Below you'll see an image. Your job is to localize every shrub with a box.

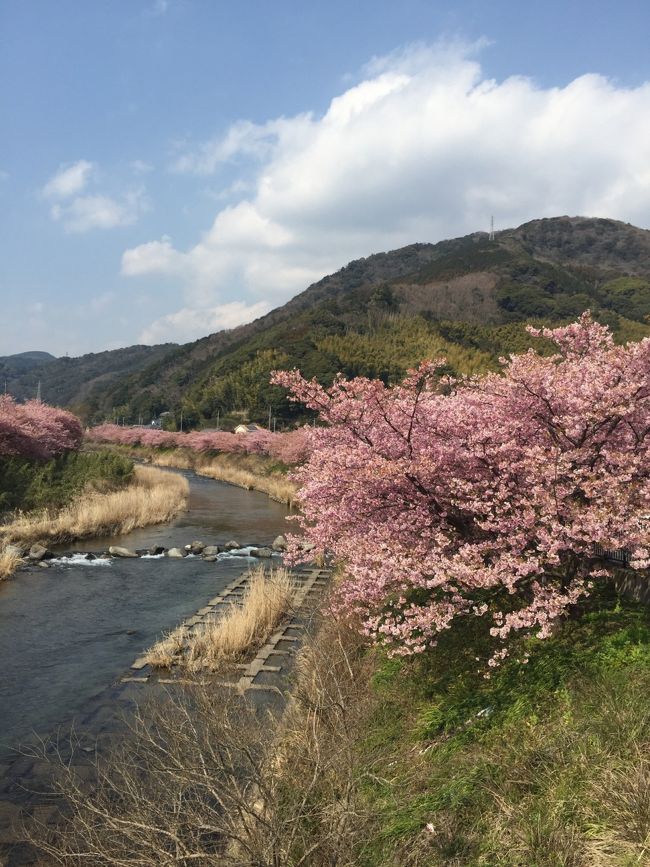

[0,450,134,514]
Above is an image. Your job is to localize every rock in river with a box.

[202,545,220,557]
[109,546,138,558]
[29,543,52,561]
[4,544,24,558]
[252,547,273,558]
[166,547,186,558]
[272,535,287,552]
[224,540,241,550]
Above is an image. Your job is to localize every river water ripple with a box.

[0,471,290,756]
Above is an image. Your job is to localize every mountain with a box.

[2,344,177,417]
[7,216,650,426]
[0,351,57,377]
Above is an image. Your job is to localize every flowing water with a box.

[0,471,290,758]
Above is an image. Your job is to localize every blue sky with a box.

[2,0,650,356]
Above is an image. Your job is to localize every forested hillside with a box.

[2,343,176,419]
[9,216,650,426]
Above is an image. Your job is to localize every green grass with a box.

[353,591,650,866]
[0,449,134,514]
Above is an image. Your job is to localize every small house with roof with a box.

[234,423,266,434]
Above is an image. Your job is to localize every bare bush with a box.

[30,615,376,866]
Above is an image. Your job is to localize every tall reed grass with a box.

[130,447,297,506]
[0,547,23,580]
[0,465,188,548]
[196,458,296,507]
[145,566,296,670]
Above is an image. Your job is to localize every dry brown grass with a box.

[143,625,187,668]
[29,609,375,867]
[0,546,23,580]
[196,458,296,506]
[135,447,297,506]
[187,566,295,669]
[145,565,296,670]
[146,450,194,470]
[0,465,188,547]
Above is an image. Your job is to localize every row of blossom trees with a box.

[0,396,83,460]
[88,424,310,465]
[273,314,650,660]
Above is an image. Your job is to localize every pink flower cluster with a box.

[272,313,650,656]
[0,396,83,460]
[87,423,311,464]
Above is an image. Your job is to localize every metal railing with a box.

[593,544,631,566]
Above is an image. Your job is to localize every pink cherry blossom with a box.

[271,313,650,656]
[0,396,83,459]
[87,422,310,464]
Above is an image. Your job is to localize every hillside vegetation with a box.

[285,590,650,866]
[92,216,650,427]
[1,343,176,418]
[7,216,650,427]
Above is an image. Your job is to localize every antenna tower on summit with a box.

[489,215,495,241]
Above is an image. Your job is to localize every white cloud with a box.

[172,119,285,174]
[42,160,94,199]
[130,159,154,174]
[43,160,149,232]
[50,188,148,233]
[126,40,650,344]
[139,300,271,344]
[122,235,183,275]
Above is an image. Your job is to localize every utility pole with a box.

[180,410,183,432]
[216,410,220,430]
[268,406,272,431]
[489,215,495,241]
[36,380,41,402]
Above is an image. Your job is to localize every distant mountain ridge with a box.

[2,344,176,415]
[6,216,650,425]
[0,351,57,377]
[0,351,57,362]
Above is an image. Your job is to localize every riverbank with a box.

[0,465,189,573]
[97,443,298,507]
[39,585,647,865]
[261,590,650,865]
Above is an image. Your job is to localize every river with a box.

[0,470,290,758]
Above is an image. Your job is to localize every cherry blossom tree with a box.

[272,314,650,658]
[0,396,83,460]
[87,423,311,464]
